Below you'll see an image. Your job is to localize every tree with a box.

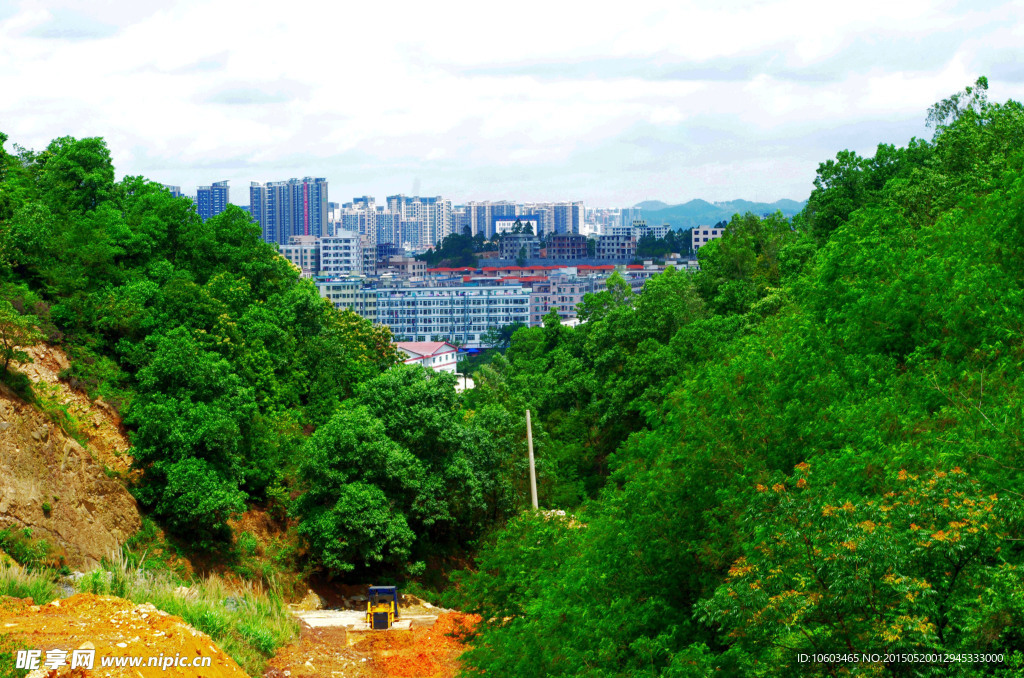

[292,406,421,573]
[35,136,115,214]
[483,322,527,351]
[0,300,41,374]
[927,76,989,130]
[418,232,478,268]
[701,466,1024,675]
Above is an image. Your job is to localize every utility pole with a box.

[526,409,538,509]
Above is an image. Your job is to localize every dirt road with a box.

[265,610,480,678]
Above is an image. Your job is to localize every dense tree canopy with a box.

[293,365,530,575]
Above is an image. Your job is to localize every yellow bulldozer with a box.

[366,586,400,630]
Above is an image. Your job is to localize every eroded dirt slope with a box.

[0,344,141,569]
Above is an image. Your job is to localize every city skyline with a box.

[3,2,1023,206]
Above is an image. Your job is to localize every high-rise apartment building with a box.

[451,207,470,236]
[291,177,328,238]
[552,202,584,235]
[250,177,328,244]
[620,207,642,229]
[196,181,229,221]
[162,184,183,198]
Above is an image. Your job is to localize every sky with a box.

[1,0,1023,208]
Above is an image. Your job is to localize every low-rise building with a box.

[528,274,602,325]
[636,222,670,240]
[382,256,426,277]
[320,231,362,276]
[315,277,365,312]
[547,234,588,260]
[499,234,541,260]
[596,234,637,261]
[279,235,320,277]
[372,285,530,347]
[396,341,459,374]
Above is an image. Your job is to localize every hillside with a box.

[449,78,1024,677]
[0,129,533,612]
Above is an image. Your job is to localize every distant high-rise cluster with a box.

[196,180,229,221]
[162,174,631,254]
[249,177,328,244]
[328,195,452,249]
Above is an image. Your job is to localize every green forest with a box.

[1,77,1024,676]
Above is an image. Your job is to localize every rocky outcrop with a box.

[0,349,141,569]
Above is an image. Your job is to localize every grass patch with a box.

[228,530,308,600]
[0,528,54,571]
[0,631,29,678]
[79,552,298,675]
[0,368,35,404]
[32,381,88,446]
[0,559,58,604]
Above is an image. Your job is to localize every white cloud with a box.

[1,0,1022,206]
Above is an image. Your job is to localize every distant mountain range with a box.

[634,199,806,230]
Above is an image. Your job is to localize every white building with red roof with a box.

[395,341,459,374]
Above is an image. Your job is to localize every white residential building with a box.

[396,341,459,374]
